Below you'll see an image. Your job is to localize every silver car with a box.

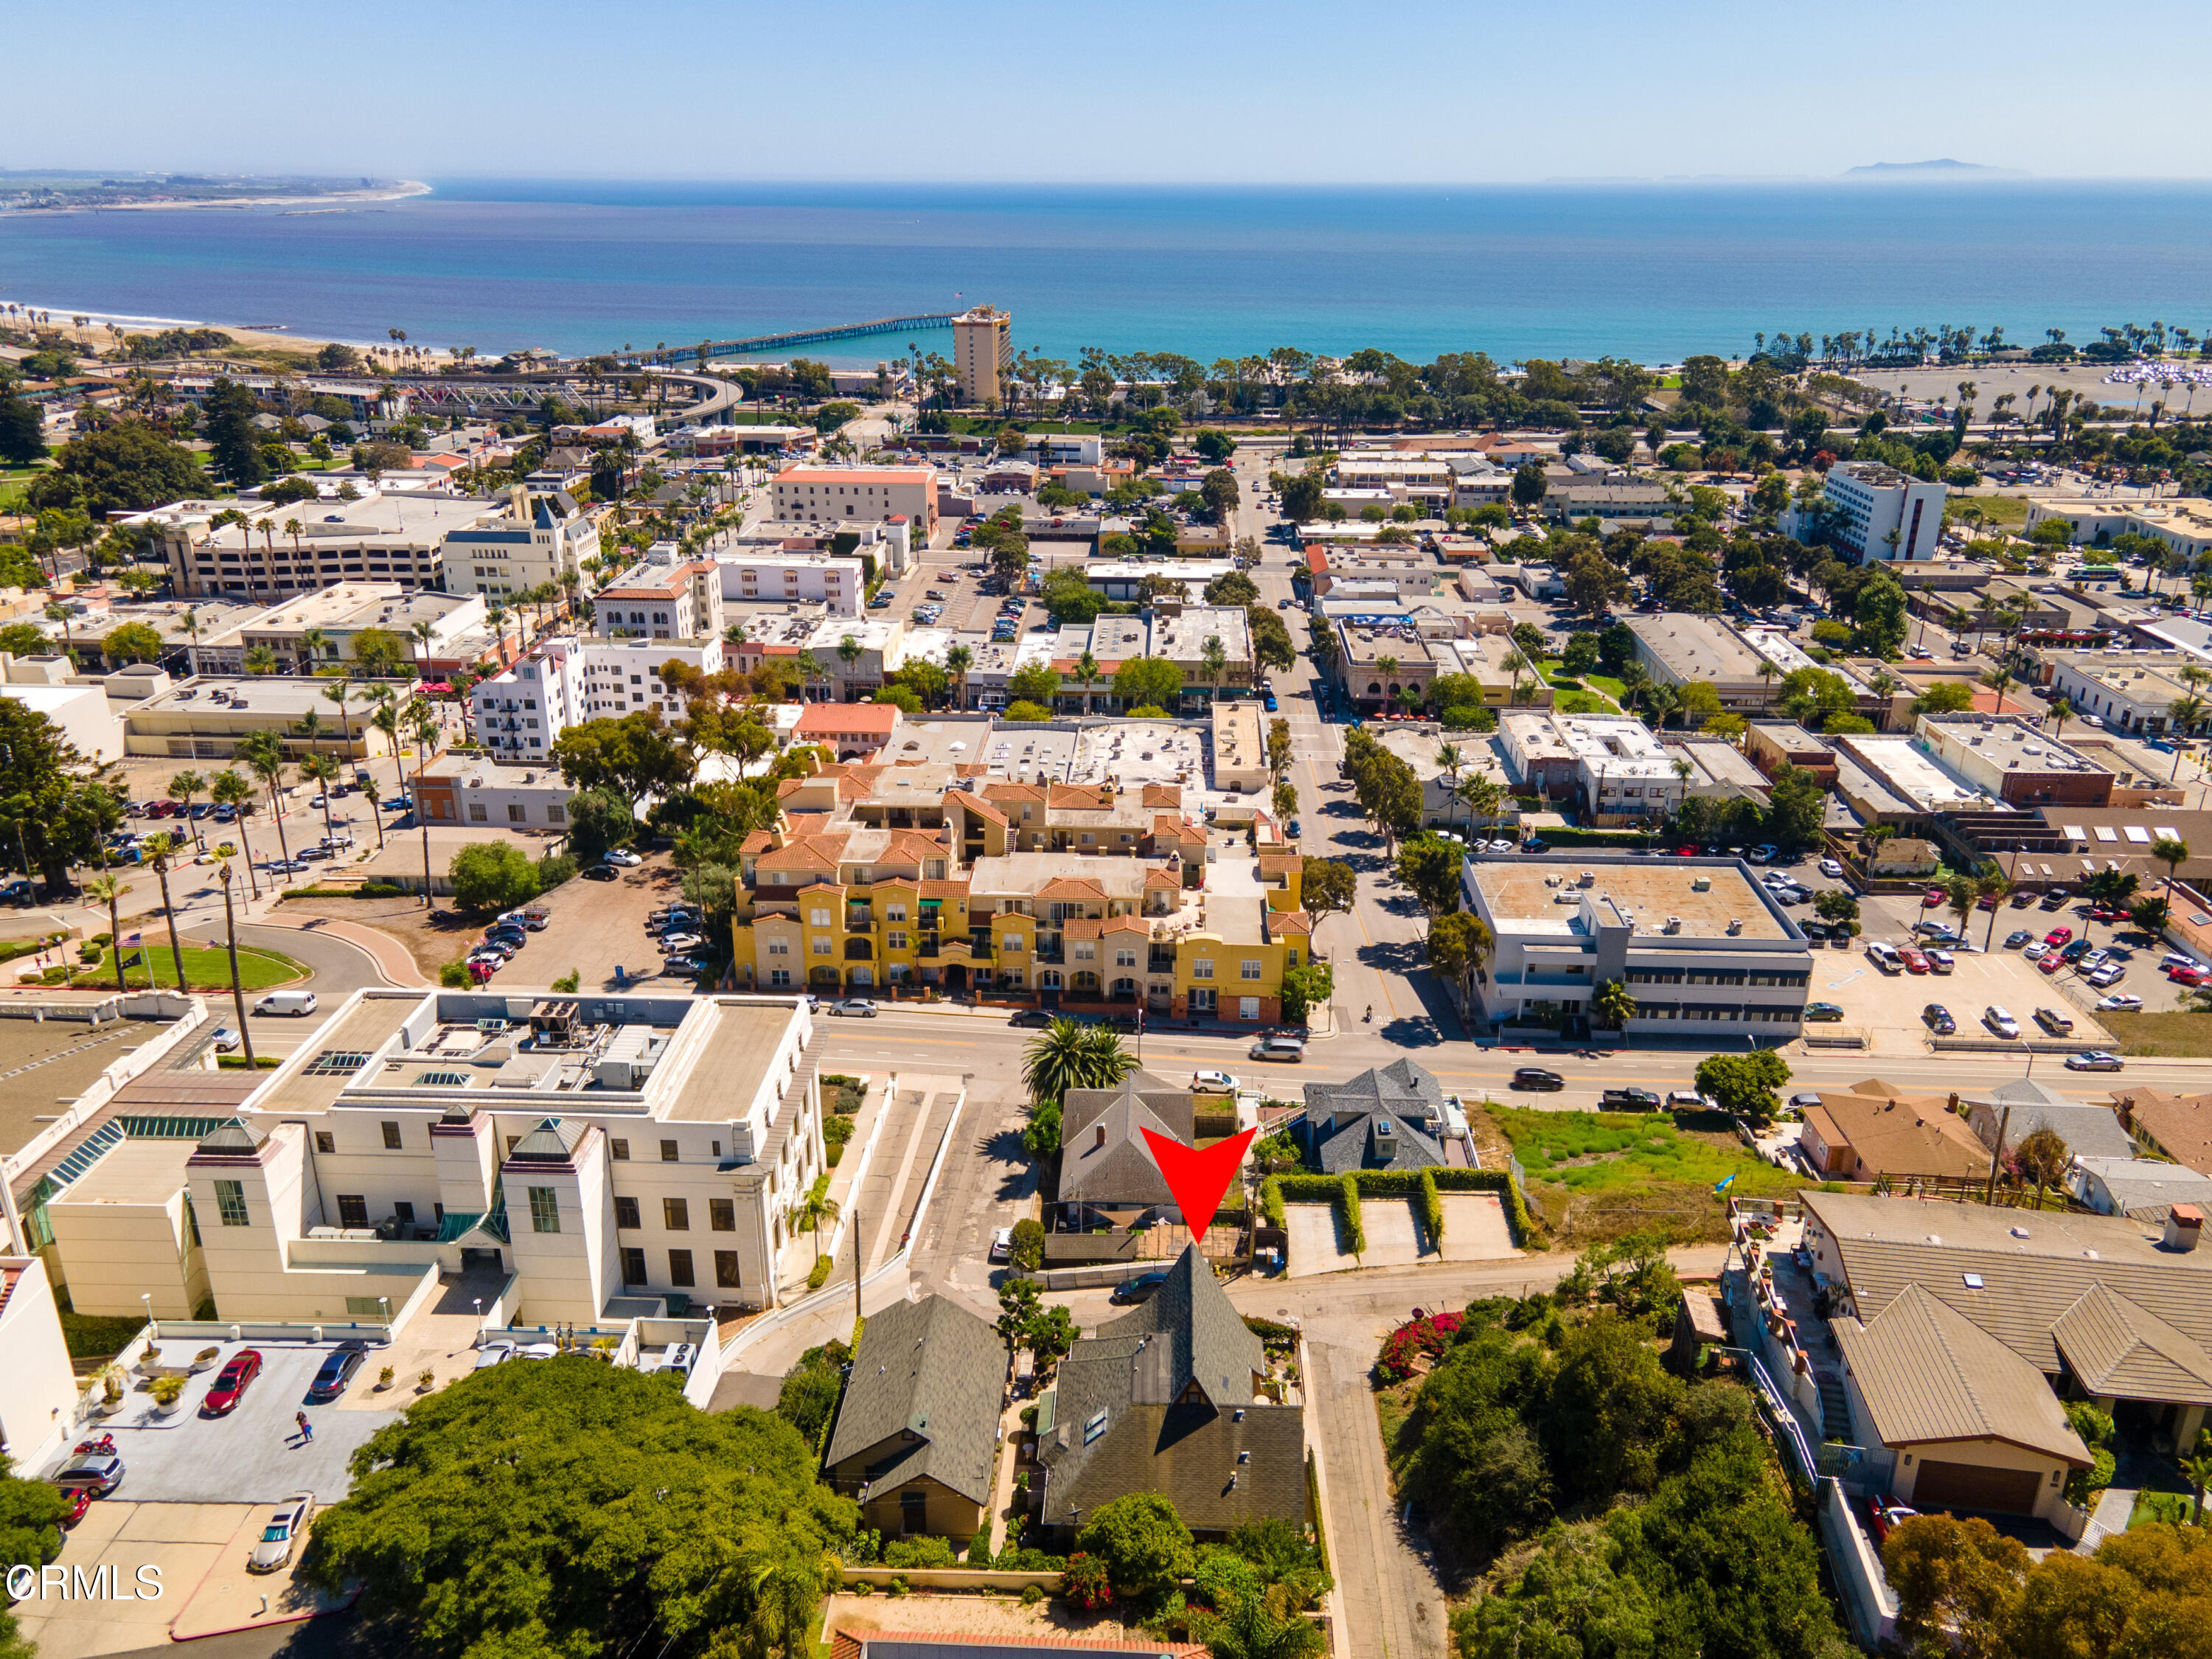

[248,1491,313,1573]
[472,1340,515,1371]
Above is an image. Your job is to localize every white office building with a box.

[715,552,866,617]
[441,488,601,601]
[473,633,724,762]
[1818,462,1946,563]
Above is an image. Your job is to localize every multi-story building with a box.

[952,305,1012,404]
[441,487,600,602]
[125,491,498,598]
[715,551,866,616]
[471,633,724,762]
[31,989,828,1324]
[1332,622,1438,715]
[1547,483,1673,529]
[1500,710,1683,825]
[2048,649,2212,737]
[1148,606,1256,704]
[0,1254,80,1476]
[728,768,1310,1017]
[717,517,914,580]
[1818,462,1946,563]
[232,584,487,675]
[591,549,724,644]
[125,676,399,762]
[1916,712,2115,808]
[1459,853,1812,1038]
[771,465,939,536]
[414,756,579,833]
[2025,496,2212,560]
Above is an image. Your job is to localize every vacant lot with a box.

[1491,1105,1801,1243]
[2098,1009,2212,1057]
[279,892,485,981]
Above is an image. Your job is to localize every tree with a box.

[1022,1017,1136,1108]
[2014,1126,2070,1210]
[1077,1494,1194,1604]
[26,418,205,516]
[298,1357,856,1659]
[1204,569,1260,608]
[1510,462,1548,509]
[1194,428,1237,463]
[552,711,697,811]
[1764,763,1826,850]
[1113,655,1183,711]
[1395,835,1463,919]
[2154,834,2190,911]
[1200,468,1241,525]
[0,1456,71,1593]
[1009,1217,1045,1272]
[102,621,165,666]
[1426,911,1493,1010]
[0,701,122,891]
[1301,858,1357,921]
[449,841,540,913]
[565,787,636,865]
[1277,470,1326,524]
[204,378,266,487]
[0,384,44,465]
[1693,1050,1791,1125]
[1591,978,1636,1030]
[1007,661,1060,708]
[1884,1514,2030,1659]
[1565,549,1628,619]
[1913,681,1977,717]
[1852,567,1910,657]
[1247,606,1295,673]
[1279,961,1332,1026]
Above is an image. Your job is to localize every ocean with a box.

[3,178,2211,368]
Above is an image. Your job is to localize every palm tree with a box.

[2171,696,2211,777]
[408,702,442,902]
[1022,1018,1137,1107]
[2153,834,2190,913]
[298,625,328,675]
[84,873,130,992]
[1435,743,1465,828]
[213,857,257,1068]
[43,602,77,667]
[1591,978,1637,1032]
[2181,1430,2212,1526]
[243,644,277,676]
[1755,658,1778,713]
[301,754,342,846]
[409,619,437,684]
[835,633,863,694]
[1944,875,1978,948]
[1980,666,2014,714]
[2049,695,2074,745]
[748,1550,838,1659]
[210,769,258,898]
[369,698,404,785]
[237,731,293,869]
[167,770,207,848]
[145,833,190,994]
[1978,867,2014,951]
[1374,655,1399,717]
[324,676,355,757]
[1074,650,1102,714]
[794,649,824,703]
[361,776,387,851]
[1200,635,1230,703]
[793,1178,841,1271]
[1458,776,1502,834]
[486,604,510,660]
[944,644,973,713]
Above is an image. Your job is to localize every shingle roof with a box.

[1833,1284,2090,1465]
[1969,1100,2135,1163]
[1811,1093,1989,1179]
[1803,1189,2212,1378]
[2051,1282,2212,1407]
[1059,1077,1195,1208]
[2076,1156,2212,1220]
[823,1295,1004,1505]
[2115,1088,2212,1176]
[1300,1060,1446,1172]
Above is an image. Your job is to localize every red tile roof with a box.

[796,703,902,737]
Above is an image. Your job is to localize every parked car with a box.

[473,1341,515,1370]
[52,1452,125,1495]
[210,1026,242,1053]
[2039,890,2072,910]
[830,998,878,1018]
[1600,1087,1662,1111]
[2065,1051,2126,1072]
[1789,1092,1826,1111]
[1983,1006,2020,1039]
[1818,858,1845,879]
[2045,927,2074,947]
[1249,1035,1306,1062]
[1006,1009,1052,1028]
[1803,1001,1845,1022]
[1923,1004,1956,1034]
[2034,1007,2076,1036]
[2088,964,2127,987]
[1921,887,1947,908]
[2004,929,2032,949]
[52,1484,94,1527]
[1110,1270,1170,1305]
[1927,950,1956,974]
[1192,1068,1241,1093]
[990,1227,1012,1263]
[255,991,317,1017]
[306,1340,369,1402]
[605,849,644,867]
[1899,946,1930,975]
[1665,1089,1715,1111]
[1866,941,1903,972]
[1867,1496,1919,1545]
[582,863,620,881]
[201,1349,265,1416]
[2096,993,2146,1012]
[1512,1066,1565,1090]
[248,1492,315,1573]
[2024,941,2050,961]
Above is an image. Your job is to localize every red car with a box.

[2171,964,2210,986]
[1867,1495,1919,1544]
[201,1349,264,1416]
[1977,891,2000,910]
[2090,905,2124,922]
[2039,953,2067,974]
[2045,927,2073,947]
[1921,887,1947,908]
[1899,947,1930,974]
[52,1484,94,1527]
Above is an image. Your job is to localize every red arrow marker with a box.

[1141,1127,1258,1245]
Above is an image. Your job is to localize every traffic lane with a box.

[174,919,394,1049]
[801,1012,1388,1086]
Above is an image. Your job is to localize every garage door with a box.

[1912,1461,2043,1514]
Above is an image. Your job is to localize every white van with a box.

[255,990,319,1017]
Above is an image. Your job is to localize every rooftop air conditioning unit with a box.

[1663,917,1682,933]
[476,1018,509,1035]
[1726,918,1743,935]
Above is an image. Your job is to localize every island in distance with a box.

[1843,158,2028,178]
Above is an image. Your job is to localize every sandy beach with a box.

[4,180,431,215]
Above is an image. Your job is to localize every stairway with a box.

[1817,1368,1853,1442]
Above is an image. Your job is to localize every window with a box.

[715,1250,742,1288]
[887,931,907,950]
[661,1139,679,1162]
[1192,959,1214,979]
[810,908,832,927]
[1004,934,1023,952]
[711,1198,736,1231]
[886,905,907,923]
[614,1196,641,1229]
[508,804,527,823]
[768,939,789,955]
[620,1245,647,1284]
[1242,959,1262,981]
[664,1197,689,1230]
[380,1121,403,1150]
[1240,997,1261,1020]
[813,937,832,955]
[668,1249,695,1287]
[337,1194,369,1228]
[770,968,791,986]
[215,1179,250,1227]
[393,1201,415,1224]
[611,1138,629,1161]
[314,1131,335,1154]
[547,804,566,824]
[469,802,488,821]
[528,1187,561,1233]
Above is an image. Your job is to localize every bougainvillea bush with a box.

[1374,1312,1462,1384]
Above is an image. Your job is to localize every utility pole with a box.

[852,1198,863,1339]
[1983,1104,2011,1206]
[218,863,256,1068]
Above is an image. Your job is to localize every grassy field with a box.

[1489,1105,1804,1242]
[0,467,45,513]
[1539,658,1624,714]
[2099,1010,2212,1057]
[70,942,305,992]
[1961,493,2032,528]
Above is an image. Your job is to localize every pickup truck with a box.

[1600,1088,1662,1111]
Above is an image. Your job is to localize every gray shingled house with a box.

[1295,1059,1447,1173]
[1057,1071,1195,1228]
[824,1295,1006,1540]
[1035,1245,1304,1543]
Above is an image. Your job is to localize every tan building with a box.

[824,1294,1003,1540]
[125,675,397,762]
[1798,1085,1992,1183]
[1211,701,1270,795]
[951,305,1012,405]
[771,466,939,536]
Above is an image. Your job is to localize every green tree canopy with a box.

[563,786,637,864]
[448,841,540,913]
[298,1357,856,1659]
[1113,655,1183,709]
[1077,1493,1195,1602]
[1693,1050,1792,1125]
[1300,857,1357,920]
[27,418,206,516]
[101,621,166,665]
[0,701,122,890]
[552,710,698,810]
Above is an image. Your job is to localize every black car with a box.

[1006,1009,1052,1028]
[582,863,619,881]
[1522,838,1550,854]
[307,1340,369,1402]
[1600,1088,1663,1111]
[1512,1067,1565,1090]
[1923,1003,1956,1034]
[1110,1270,1170,1305]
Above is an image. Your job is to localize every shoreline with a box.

[0,180,431,216]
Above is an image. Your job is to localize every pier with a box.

[618,313,958,366]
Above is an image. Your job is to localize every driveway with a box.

[1306,1338,1444,1659]
[47,1340,402,1504]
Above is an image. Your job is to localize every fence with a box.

[838,1568,1061,1592]
[1817,1476,1899,1649]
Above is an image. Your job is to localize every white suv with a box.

[1983,1005,2020,1039]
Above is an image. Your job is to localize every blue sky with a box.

[7,0,2211,184]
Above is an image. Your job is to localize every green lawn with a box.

[2129,1489,2199,1528]
[70,943,306,992]
[2099,1011,2212,1057]
[1962,493,2032,528]
[0,467,45,513]
[1538,658,1623,714]
[1489,1105,1803,1242]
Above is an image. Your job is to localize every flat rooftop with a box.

[1627,613,1767,684]
[668,1001,787,1124]
[132,677,366,719]
[53,1136,195,1206]
[1468,856,1792,942]
[1068,724,1204,790]
[985,725,1083,781]
[1834,733,1991,812]
[1923,715,2108,777]
[255,994,426,1115]
[0,1014,171,1158]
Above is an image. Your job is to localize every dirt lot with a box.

[280,852,700,992]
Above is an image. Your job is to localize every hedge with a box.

[281,883,409,899]
[1306,1451,1330,1573]
[1194,1111,1239,1138]
[1265,1167,1536,1247]
[1419,1168,1444,1244]
[1336,1173,1365,1256]
[1242,1315,1299,1343]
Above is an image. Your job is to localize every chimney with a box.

[2165,1205,2204,1253]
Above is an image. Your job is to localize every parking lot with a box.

[515,850,704,992]
[891,541,1044,637]
[47,1339,402,1505]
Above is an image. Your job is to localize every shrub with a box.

[1337,1172,1366,1256]
[807,1256,832,1290]
[883,1537,955,1569]
[1375,1312,1463,1385]
[1009,1217,1046,1271]
[150,1375,186,1405]
[439,959,470,988]
[448,841,539,912]
[552,970,581,992]
[1020,1584,1045,1607]
[888,1576,908,1597]
[1419,1168,1444,1244]
[537,851,577,889]
[1062,1553,1114,1610]
[1260,1180,1285,1227]
[967,1529,994,1564]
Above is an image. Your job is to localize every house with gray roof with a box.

[824,1295,1006,1541]
[2068,1157,2212,1221]
[1057,1072,1194,1227]
[1295,1060,1447,1173]
[1964,1090,2135,1164]
[1035,1246,1304,1543]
